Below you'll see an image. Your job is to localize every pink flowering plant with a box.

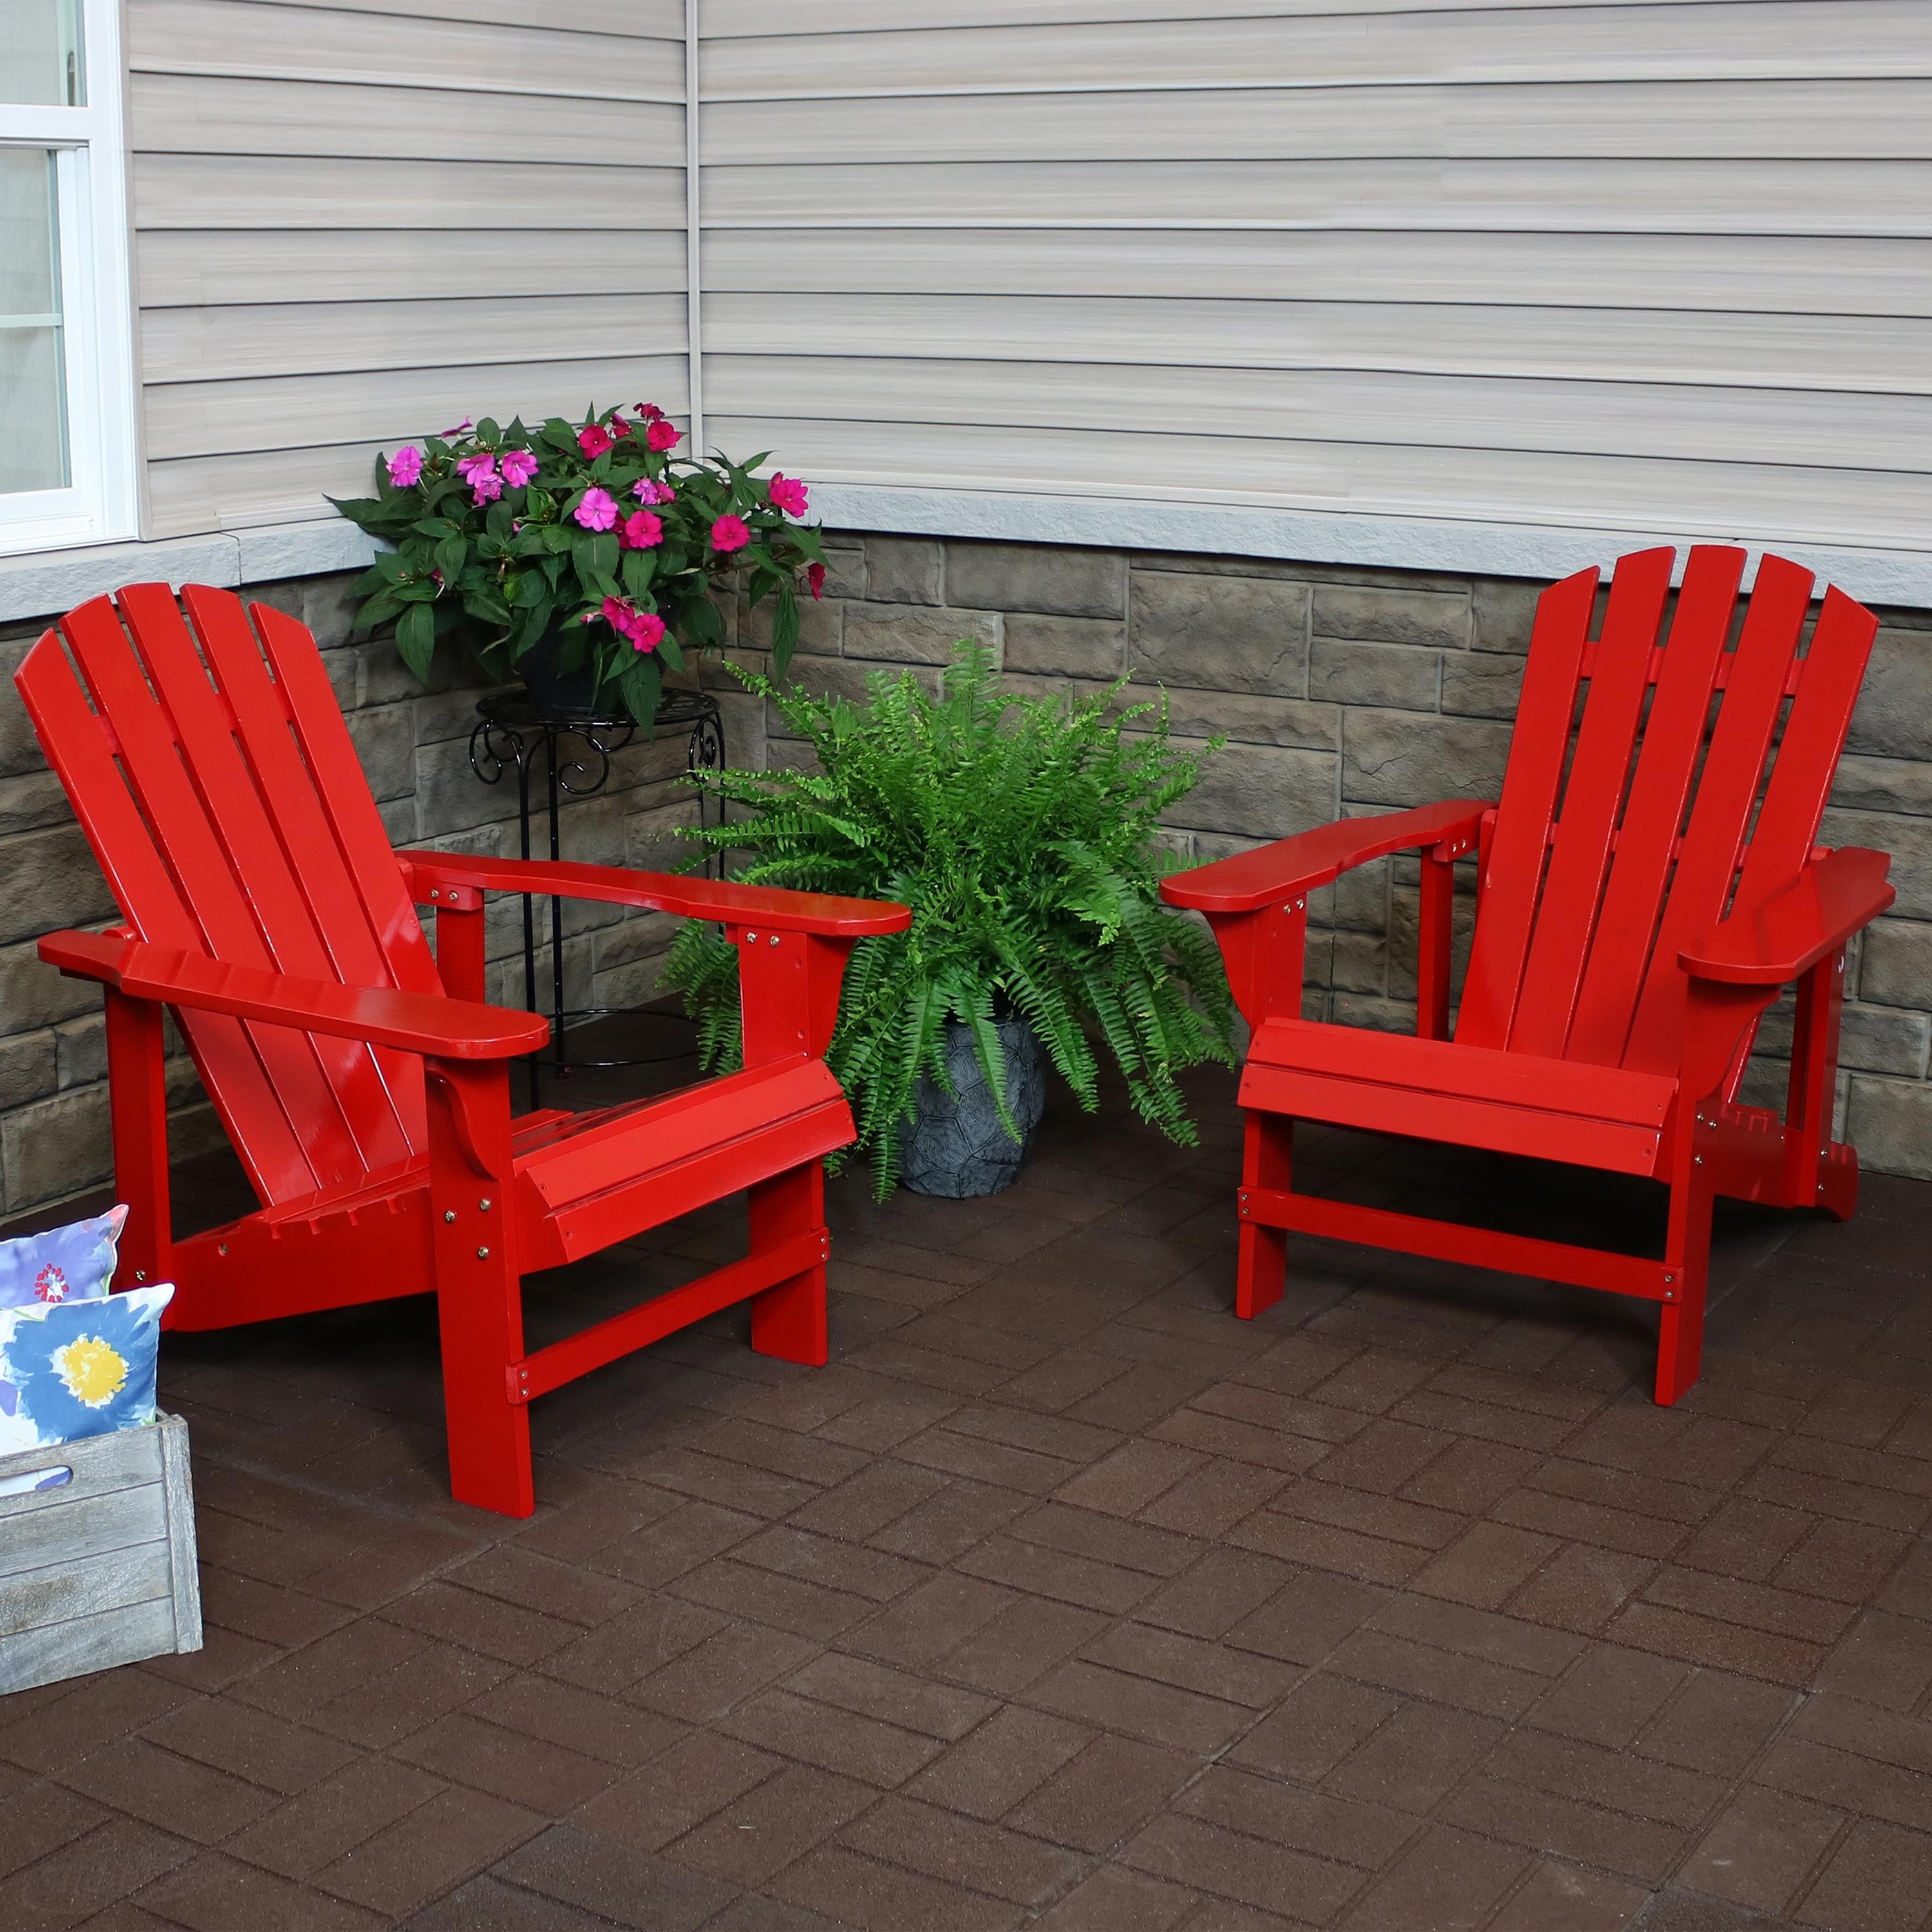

[331,404,827,723]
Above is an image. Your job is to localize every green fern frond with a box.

[654,640,1239,1199]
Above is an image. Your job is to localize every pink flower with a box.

[621,510,663,550]
[632,478,674,505]
[386,446,424,487]
[710,515,752,554]
[499,449,538,487]
[635,402,665,422]
[456,453,496,486]
[578,422,614,458]
[806,562,826,601]
[471,473,503,504]
[768,472,809,517]
[600,597,665,652]
[646,420,681,452]
[440,417,473,438]
[574,487,619,531]
[609,417,632,440]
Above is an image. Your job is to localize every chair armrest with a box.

[1681,848,1895,987]
[402,853,911,938]
[40,931,549,1060]
[1159,800,1490,914]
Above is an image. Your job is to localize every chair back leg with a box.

[1237,1113,1293,1320]
[748,1162,830,1365]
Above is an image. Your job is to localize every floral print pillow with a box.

[0,1282,172,1454]
[0,1206,128,1310]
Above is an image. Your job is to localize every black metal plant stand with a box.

[468,687,726,1110]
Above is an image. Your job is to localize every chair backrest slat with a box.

[1454,548,1875,1084]
[15,604,321,1199]
[1620,554,1823,1072]
[145,587,426,1166]
[182,591,431,1151]
[57,594,371,1193]
[1508,547,1674,1057]
[15,587,442,1206]
[1455,564,1597,1048]
[1564,545,1746,1065]
[245,599,445,995]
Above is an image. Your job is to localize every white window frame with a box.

[1,0,139,554]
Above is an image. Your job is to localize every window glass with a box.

[1,0,86,106]
[0,146,68,494]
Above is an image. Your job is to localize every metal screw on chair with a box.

[477,1247,491,1260]
[444,1211,457,1223]
[478,1198,491,1211]
[770,934,781,945]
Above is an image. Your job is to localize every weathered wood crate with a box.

[0,1414,202,1695]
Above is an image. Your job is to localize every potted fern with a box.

[661,644,1238,1197]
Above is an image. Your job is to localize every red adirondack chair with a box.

[15,585,910,1517]
[1162,546,1894,1404]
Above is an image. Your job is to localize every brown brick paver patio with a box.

[5,1030,1932,1931]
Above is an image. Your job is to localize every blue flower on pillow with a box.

[3,1292,162,1445]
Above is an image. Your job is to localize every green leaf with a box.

[395,604,436,683]
[509,600,552,656]
[477,417,500,444]
[434,535,469,581]
[771,583,800,675]
[620,548,657,600]
[618,653,663,726]
[682,598,723,649]
[354,587,406,631]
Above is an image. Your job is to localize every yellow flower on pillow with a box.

[53,1334,129,1408]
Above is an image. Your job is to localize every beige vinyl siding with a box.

[697,2,1931,562]
[699,230,1932,317]
[129,1,690,540]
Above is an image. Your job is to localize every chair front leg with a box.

[424,1056,532,1517]
[1417,848,1456,1041]
[749,1161,829,1366]
[1237,1112,1293,1320]
[1656,1103,1719,1406]
[104,986,173,1296]
[1783,949,1856,1218]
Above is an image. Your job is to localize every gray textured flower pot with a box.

[900,1018,1046,1198]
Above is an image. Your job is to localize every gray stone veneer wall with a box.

[0,531,1926,1220]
